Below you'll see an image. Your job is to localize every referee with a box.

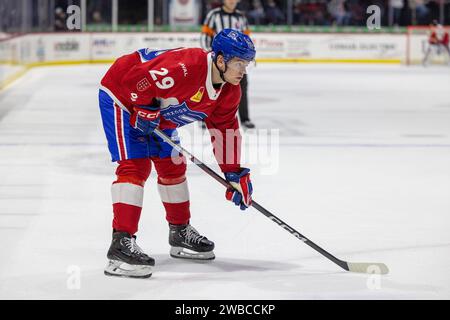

[200,0,255,129]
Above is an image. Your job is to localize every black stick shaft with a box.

[153,128,349,272]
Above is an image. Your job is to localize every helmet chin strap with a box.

[213,54,228,83]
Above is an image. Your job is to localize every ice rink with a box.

[0,63,449,299]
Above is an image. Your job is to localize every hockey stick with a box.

[153,128,389,275]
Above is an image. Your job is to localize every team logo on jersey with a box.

[228,30,239,40]
[137,78,151,91]
[160,101,207,127]
[190,87,204,103]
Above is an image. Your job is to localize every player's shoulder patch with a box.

[190,87,205,103]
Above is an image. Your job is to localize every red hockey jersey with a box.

[100,47,242,173]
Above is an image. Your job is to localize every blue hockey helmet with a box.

[211,29,256,63]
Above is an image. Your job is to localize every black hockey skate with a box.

[104,231,155,278]
[169,224,215,260]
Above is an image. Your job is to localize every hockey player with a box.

[98,29,256,278]
[423,20,450,66]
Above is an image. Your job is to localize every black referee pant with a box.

[238,74,250,123]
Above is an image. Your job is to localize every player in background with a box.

[98,29,256,278]
[200,0,256,129]
[423,20,450,66]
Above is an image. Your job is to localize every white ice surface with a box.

[0,63,449,299]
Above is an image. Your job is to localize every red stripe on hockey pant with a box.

[163,201,190,225]
[115,104,127,160]
[112,203,142,235]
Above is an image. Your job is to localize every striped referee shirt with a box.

[200,7,251,51]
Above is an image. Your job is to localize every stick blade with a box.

[346,262,389,275]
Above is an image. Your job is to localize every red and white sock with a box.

[111,181,144,235]
[157,178,190,225]
[111,158,151,235]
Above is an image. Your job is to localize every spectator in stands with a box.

[265,0,285,25]
[309,0,331,26]
[248,0,265,25]
[54,7,67,31]
[327,0,351,26]
[346,0,364,26]
[92,10,104,24]
[294,0,316,25]
[409,0,430,25]
[424,1,442,24]
[389,0,404,26]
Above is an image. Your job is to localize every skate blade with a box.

[170,246,215,261]
[104,260,152,279]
